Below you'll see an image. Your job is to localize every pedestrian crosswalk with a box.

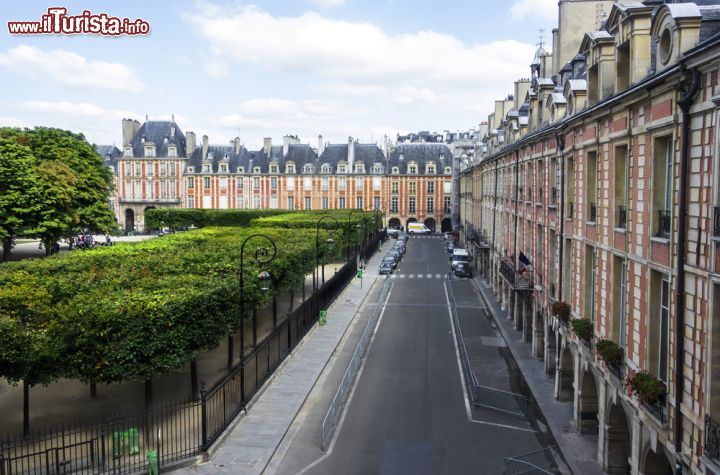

[394,235,445,239]
[389,273,448,279]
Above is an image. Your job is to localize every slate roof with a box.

[131,121,187,158]
[94,145,122,170]
[386,143,452,174]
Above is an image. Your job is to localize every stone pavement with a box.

[472,275,605,475]
[173,248,385,475]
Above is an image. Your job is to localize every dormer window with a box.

[408,163,417,174]
[338,164,347,173]
[439,153,445,160]
[285,163,296,174]
[444,166,452,175]
[321,163,331,174]
[354,163,364,174]
[253,166,261,174]
[392,166,399,174]
[168,145,177,157]
[124,146,132,157]
[427,163,436,174]
[203,164,211,173]
[144,144,156,158]
[373,163,383,174]
[187,166,194,173]
[269,164,279,173]
[237,166,245,173]
[220,164,228,173]
[304,164,314,174]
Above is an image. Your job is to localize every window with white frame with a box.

[355,162,364,174]
[124,146,132,157]
[356,176,364,190]
[304,176,312,191]
[253,166,261,174]
[373,176,381,191]
[321,163,331,174]
[287,176,295,191]
[253,196,261,209]
[304,164,314,174]
[373,163,383,174]
[270,164,278,173]
[236,177,244,190]
[147,164,154,176]
[321,176,329,190]
[338,163,347,173]
[426,162,436,174]
[392,166,399,174]
[203,177,211,189]
[253,177,260,190]
[187,177,194,189]
[408,197,416,214]
[168,146,177,157]
[144,145,156,157]
[188,196,195,208]
[219,164,227,173]
[356,197,363,209]
[444,166,452,174]
[305,196,311,209]
[322,197,329,209]
[339,177,347,191]
[287,196,295,209]
[270,176,278,190]
[339,197,346,209]
[391,197,399,213]
[408,163,417,174]
[219,177,228,191]
[237,166,245,173]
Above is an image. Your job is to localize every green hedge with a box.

[144,208,289,229]
[0,225,347,385]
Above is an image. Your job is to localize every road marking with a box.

[409,274,414,278]
[436,274,442,278]
[426,273,432,278]
[469,419,537,433]
[390,274,397,279]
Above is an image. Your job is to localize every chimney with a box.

[186,131,196,157]
[122,118,140,147]
[347,136,355,171]
[263,137,272,156]
[170,124,176,138]
[234,137,241,154]
[317,134,324,154]
[202,135,208,159]
[283,135,290,157]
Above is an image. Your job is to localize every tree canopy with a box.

[0,127,116,259]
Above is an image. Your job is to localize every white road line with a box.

[417,274,423,278]
[435,274,442,279]
[469,419,538,433]
[409,274,414,278]
[427,273,432,278]
[390,274,397,279]
[399,274,406,278]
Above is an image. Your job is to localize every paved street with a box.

[274,236,552,475]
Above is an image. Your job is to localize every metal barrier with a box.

[502,446,560,475]
[475,385,530,418]
[321,279,392,451]
[446,282,529,417]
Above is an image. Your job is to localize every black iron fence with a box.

[502,446,560,475]
[0,234,383,475]
[713,206,720,237]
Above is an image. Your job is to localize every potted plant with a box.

[595,339,623,367]
[551,300,571,323]
[626,370,666,405]
[570,318,593,342]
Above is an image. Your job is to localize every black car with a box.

[392,242,406,255]
[379,260,394,274]
[382,255,398,269]
[386,249,401,262]
[453,262,473,278]
[398,233,409,243]
[446,241,455,253]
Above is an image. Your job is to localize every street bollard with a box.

[319,310,327,326]
[147,450,159,475]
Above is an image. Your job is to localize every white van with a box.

[450,248,472,268]
[407,222,431,234]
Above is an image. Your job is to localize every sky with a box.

[0,0,558,150]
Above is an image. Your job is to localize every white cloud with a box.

[509,0,558,22]
[184,5,534,94]
[0,45,145,93]
[310,0,346,8]
[0,116,29,128]
[205,57,230,78]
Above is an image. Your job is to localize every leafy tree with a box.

[0,129,40,261]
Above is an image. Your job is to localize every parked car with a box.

[382,255,398,269]
[444,232,453,241]
[453,261,473,278]
[392,241,406,255]
[446,241,455,254]
[379,260,394,274]
[386,228,401,238]
[450,248,472,269]
[386,249,402,262]
[398,233,409,243]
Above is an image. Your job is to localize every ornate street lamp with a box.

[315,215,340,291]
[235,233,276,402]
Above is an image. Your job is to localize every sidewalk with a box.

[472,275,604,475]
[173,249,385,475]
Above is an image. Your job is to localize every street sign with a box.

[357,269,363,278]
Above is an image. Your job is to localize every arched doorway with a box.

[578,371,599,434]
[125,209,135,233]
[532,309,545,358]
[604,403,631,474]
[406,217,417,229]
[388,218,402,230]
[558,347,574,401]
[642,448,672,475]
[441,217,452,232]
[424,217,436,232]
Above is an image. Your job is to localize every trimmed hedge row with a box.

[144,208,289,229]
[0,224,346,385]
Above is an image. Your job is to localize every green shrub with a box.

[570,318,593,341]
[626,370,666,405]
[595,339,623,366]
[144,208,289,229]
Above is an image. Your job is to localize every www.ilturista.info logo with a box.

[8,7,150,36]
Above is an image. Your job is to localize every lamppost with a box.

[346,209,361,263]
[236,233,276,401]
[315,215,339,291]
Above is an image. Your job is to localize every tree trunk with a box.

[2,236,11,262]
[23,381,30,436]
[190,360,198,398]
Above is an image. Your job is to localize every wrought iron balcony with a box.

[705,415,720,462]
[589,203,597,222]
[656,209,671,239]
[713,206,720,237]
[642,390,667,424]
[607,359,625,381]
[617,205,627,229]
[499,257,533,290]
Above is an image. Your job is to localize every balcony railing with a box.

[713,206,720,237]
[642,390,667,424]
[705,415,720,462]
[499,257,533,290]
[607,359,624,381]
[589,203,597,222]
[617,205,627,229]
[656,209,671,239]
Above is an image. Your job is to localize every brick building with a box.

[102,122,454,234]
[459,2,720,474]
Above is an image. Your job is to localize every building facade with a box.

[460,2,720,474]
[102,124,454,234]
